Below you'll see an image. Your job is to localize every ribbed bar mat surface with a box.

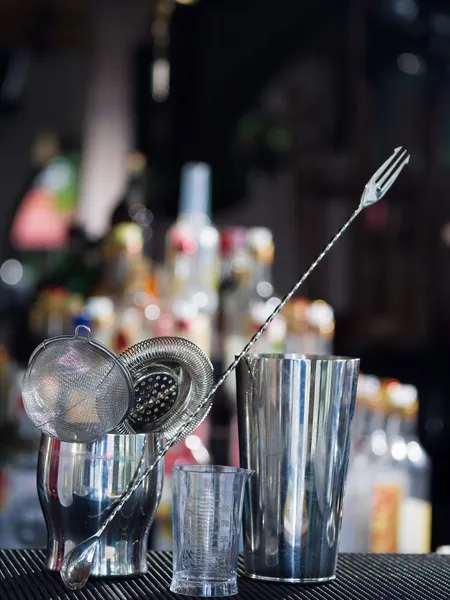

[0,550,449,600]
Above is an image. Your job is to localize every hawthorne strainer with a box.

[127,364,180,432]
[22,325,134,443]
[119,337,214,439]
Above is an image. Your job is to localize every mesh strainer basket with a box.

[22,325,134,443]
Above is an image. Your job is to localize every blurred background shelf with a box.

[0,0,449,553]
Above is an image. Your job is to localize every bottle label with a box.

[369,483,402,552]
[398,498,431,553]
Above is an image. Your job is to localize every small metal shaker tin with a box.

[37,432,163,578]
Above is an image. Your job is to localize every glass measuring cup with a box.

[171,465,252,597]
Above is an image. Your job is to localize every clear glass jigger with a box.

[171,465,252,597]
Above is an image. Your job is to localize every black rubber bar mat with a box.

[0,550,449,599]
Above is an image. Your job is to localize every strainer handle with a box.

[74,325,92,341]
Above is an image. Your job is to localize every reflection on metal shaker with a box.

[236,354,359,582]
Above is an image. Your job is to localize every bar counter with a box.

[0,550,448,599]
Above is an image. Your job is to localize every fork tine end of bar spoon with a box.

[60,534,99,590]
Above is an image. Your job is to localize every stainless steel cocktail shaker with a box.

[236,354,359,583]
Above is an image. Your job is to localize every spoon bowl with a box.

[61,536,99,590]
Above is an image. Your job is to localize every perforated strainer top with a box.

[128,366,180,431]
[22,326,134,443]
[119,337,214,439]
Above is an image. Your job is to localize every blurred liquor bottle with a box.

[110,152,153,256]
[228,227,286,467]
[396,390,431,553]
[284,298,334,355]
[90,221,158,352]
[164,163,220,357]
[207,227,250,465]
[79,153,157,351]
[368,382,431,554]
[219,227,251,397]
[340,374,382,553]
[245,227,286,354]
[29,287,85,339]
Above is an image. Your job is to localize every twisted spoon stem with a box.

[94,207,362,534]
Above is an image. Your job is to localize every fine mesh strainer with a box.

[22,325,134,443]
[119,337,214,439]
